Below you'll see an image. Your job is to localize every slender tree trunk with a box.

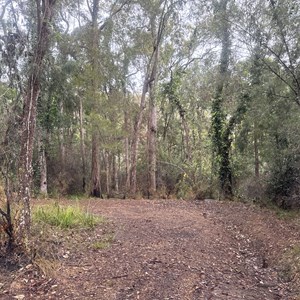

[111,153,119,194]
[116,153,120,193]
[211,0,232,200]
[175,100,191,161]
[79,97,86,193]
[254,124,260,178]
[124,110,130,194]
[89,0,102,198]
[90,134,101,197]
[59,103,66,172]
[39,140,48,196]
[105,151,110,198]
[17,77,39,245]
[250,41,262,180]
[1,179,14,252]
[15,0,57,248]
[129,78,149,196]
[148,96,157,197]
[181,119,191,161]
[147,47,159,198]
[129,5,167,197]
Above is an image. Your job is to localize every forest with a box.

[0,0,300,253]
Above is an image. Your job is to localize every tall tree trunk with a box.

[250,41,262,180]
[148,95,157,197]
[124,110,130,194]
[105,151,110,198]
[116,154,120,193]
[89,0,102,198]
[129,78,149,196]
[59,104,66,172]
[211,0,232,200]
[39,139,48,196]
[15,0,57,248]
[90,135,101,197]
[147,48,159,198]
[181,117,191,161]
[79,97,86,193]
[111,153,119,194]
[254,123,260,178]
[129,1,168,197]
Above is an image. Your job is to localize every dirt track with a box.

[1,199,300,299]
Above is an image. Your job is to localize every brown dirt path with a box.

[1,199,300,299]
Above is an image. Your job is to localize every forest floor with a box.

[1,198,300,300]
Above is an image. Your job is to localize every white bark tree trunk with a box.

[15,0,57,249]
[39,144,48,195]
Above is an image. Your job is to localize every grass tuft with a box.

[33,203,103,229]
[91,233,114,250]
[279,244,300,289]
[92,241,111,250]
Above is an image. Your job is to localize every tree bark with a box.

[211,0,232,200]
[90,135,101,197]
[15,0,57,248]
[39,140,48,195]
[129,1,168,197]
[79,97,86,193]
[129,77,149,196]
[111,153,119,194]
[105,151,110,198]
[254,124,260,178]
[59,103,66,173]
[124,110,130,194]
[89,0,102,198]
[147,48,159,198]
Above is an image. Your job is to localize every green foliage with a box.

[267,202,300,221]
[267,154,300,209]
[33,203,102,229]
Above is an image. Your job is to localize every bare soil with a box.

[1,199,300,300]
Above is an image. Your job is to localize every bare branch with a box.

[261,58,298,96]
[227,18,300,100]
[0,208,8,219]
[86,0,92,16]
[0,0,10,35]
[268,0,300,94]
[59,10,70,34]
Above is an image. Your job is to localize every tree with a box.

[211,0,233,199]
[128,0,183,197]
[15,0,57,249]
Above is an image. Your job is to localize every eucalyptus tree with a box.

[127,0,164,197]
[232,0,300,206]
[209,0,257,200]
[124,0,189,197]
[68,0,131,197]
[0,0,58,251]
[235,0,300,107]
[211,0,233,199]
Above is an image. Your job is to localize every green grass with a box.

[279,244,300,285]
[91,233,115,250]
[33,203,103,229]
[255,198,300,221]
[265,202,300,221]
[92,241,111,250]
[66,194,87,201]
